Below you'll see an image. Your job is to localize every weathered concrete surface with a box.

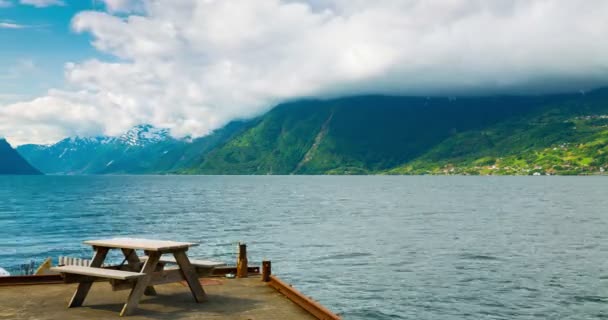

[0,276,316,320]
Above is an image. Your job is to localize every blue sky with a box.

[0,0,104,103]
[1,0,608,146]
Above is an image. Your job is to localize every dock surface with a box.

[0,276,317,320]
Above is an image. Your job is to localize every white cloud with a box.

[0,21,25,28]
[19,0,64,8]
[101,0,143,13]
[2,0,608,145]
[0,20,47,29]
[0,94,26,104]
[0,0,13,8]
[0,93,105,145]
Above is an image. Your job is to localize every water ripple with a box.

[1,176,608,320]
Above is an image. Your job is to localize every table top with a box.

[84,238,198,251]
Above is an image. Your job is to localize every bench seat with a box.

[50,266,145,280]
[139,256,225,268]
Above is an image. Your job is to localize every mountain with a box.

[17,123,248,175]
[187,94,562,174]
[185,89,608,175]
[16,88,608,175]
[17,124,175,175]
[116,124,171,146]
[0,139,41,175]
[388,88,608,175]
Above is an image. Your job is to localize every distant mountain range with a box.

[0,139,41,175]
[17,123,247,174]
[16,88,608,175]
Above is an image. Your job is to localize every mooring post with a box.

[262,260,271,282]
[237,242,248,278]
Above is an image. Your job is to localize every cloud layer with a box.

[2,0,608,145]
[19,0,64,7]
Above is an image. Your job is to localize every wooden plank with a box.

[0,264,261,286]
[120,252,160,316]
[121,249,156,296]
[111,279,135,291]
[84,238,197,251]
[121,249,143,268]
[112,268,186,291]
[0,274,63,286]
[51,266,144,280]
[149,268,184,286]
[268,275,341,320]
[212,266,260,276]
[173,250,207,302]
[63,274,109,284]
[68,247,109,308]
[139,255,225,268]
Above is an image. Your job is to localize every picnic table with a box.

[50,238,224,316]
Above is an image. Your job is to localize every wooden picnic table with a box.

[51,238,211,316]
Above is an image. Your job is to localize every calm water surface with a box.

[1,176,608,319]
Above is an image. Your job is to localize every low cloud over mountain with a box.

[2,0,608,145]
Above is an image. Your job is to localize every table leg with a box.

[173,250,207,302]
[121,249,157,296]
[144,263,165,296]
[120,252,160,316]
[68,247,109,308]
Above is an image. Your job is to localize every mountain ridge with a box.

[0,139,42,175]
[16,122,248,175]
[16,88,608,175]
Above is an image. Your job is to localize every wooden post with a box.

[236,243,248,278]
[262,260,271,282]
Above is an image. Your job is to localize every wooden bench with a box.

[54,238,211,316]
[139,255,224,278]
[139,255,225,268]
[50,266,144,281]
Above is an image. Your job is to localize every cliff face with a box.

[0,139,41,175]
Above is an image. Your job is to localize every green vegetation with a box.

[190,93,603,175]
[388,90,608,175]
[187,101,332,174]
[18,88,608,175]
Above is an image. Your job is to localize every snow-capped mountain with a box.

[16,125,179,174]
[15,120,248,175]
[117,124,171,146]
[54,125,172,148]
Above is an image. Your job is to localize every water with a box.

[1,176,608,319]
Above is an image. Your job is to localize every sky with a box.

[1,0,608,146]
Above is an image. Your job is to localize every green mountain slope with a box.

[17,89,608,175]
[189,94,565,174]
[389,89,608,175]
[0,139,41,175]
